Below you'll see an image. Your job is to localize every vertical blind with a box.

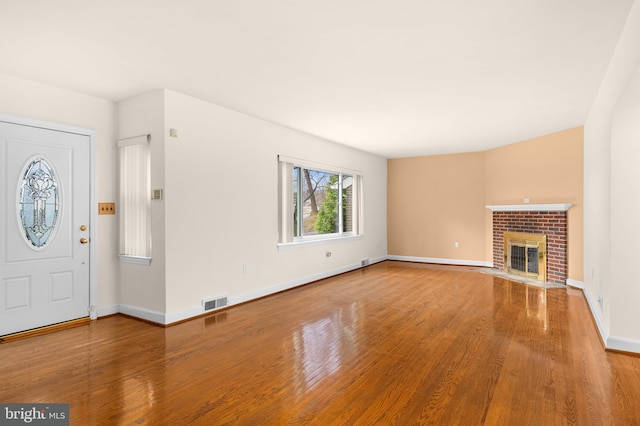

[118,135,151,259]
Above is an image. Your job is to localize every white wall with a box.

[0,73,119,314]
[610,65,640,342]
[0,77,386,325]
[584,0,640,352]
[118,89,387,323]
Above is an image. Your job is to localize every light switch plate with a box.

[98,202,115,215]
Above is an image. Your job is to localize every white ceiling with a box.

[0,0,634,158]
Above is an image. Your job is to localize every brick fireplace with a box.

[487,204,571,284]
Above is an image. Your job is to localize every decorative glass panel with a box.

[18,157,60,249]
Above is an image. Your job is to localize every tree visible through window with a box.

[293,167,352,238]
[279,156,361,245]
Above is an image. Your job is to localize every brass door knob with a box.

[80,237,89,244]
[80,225,87,231]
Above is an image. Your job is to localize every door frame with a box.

[0,113,97,320]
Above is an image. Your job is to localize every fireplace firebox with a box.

[504,232,546,281]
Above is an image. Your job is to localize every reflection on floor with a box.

[480,268,566,289]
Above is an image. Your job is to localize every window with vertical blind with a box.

[118,135,151,264]
[278,155,363,247]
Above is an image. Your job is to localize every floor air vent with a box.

[203,296,228,311]
[361,258,370,267]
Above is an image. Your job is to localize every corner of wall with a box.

[581,285,609,345]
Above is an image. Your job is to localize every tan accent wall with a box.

[387,152,486,261]
[388,126,584,281]
[485,127,583,280]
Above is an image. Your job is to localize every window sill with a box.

[277,235,363,251]
[118,255,152,265]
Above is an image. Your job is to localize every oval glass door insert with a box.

[18,156,61,249]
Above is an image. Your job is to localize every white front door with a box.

[0,120,91,336]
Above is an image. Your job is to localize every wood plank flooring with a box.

[2,261,640,425]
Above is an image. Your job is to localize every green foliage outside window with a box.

[315,175,339,234]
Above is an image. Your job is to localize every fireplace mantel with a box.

[485,203,572,212]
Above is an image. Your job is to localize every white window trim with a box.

[278,155,364,248]
[277,235,363,251]
[118,254,152,265]
[278,155,362,176]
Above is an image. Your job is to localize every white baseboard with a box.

[582,285,609,346]
[230,260,367,306]
[100,255,486,326]
[119,304,165,324]
[97,304,120,317]
[109,259,384,326]
[607,336,640,353]
[97,303,217,325]
[92,261,640,354]
[386,255,493,268]
[582,286,640,353]
[165,305,207,325]
[566,278,584,289]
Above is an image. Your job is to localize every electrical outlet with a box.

[597,295,604,310]
[98,202,115,215]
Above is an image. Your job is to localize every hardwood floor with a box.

[2,261,640,425]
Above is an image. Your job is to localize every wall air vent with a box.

[202,296,229,312]
[361,258,370,267]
